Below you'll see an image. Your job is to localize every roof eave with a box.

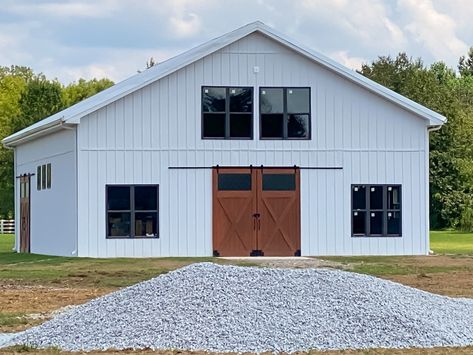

[1,119,76,148]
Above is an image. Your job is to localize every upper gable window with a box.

[260,87,311,139]
[202,87,253,139]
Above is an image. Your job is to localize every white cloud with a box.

[0,23,37,65]
[301,0,406,50]
[330,51,367,70]
[0,0,471,84]
[8,0,119,18]
[398,0,468,63]
[169,13,202,38]
[40,47,180,83]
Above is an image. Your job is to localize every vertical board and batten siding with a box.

[77,32,428,257]
[15,129,77,256]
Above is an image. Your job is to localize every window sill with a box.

[202,137,254,140]
[351,235,402,238]
[259,137,311,140]
[106,236,160,239]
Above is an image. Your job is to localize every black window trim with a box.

[106,184,160,239]
[201,86,254,140]
[37,163,52,191]
[259,86,312,140]
[351,184,402,238]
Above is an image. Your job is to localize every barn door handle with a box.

[257,218,261,230]
[253,213,260,230]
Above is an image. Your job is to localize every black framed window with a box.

[260,87,310,139]
[106,185,159,238]
[202,86,253,139]
[351,185,402,237]
[36,163,52,191]
[262,174,296,191]
[218,174,252,190]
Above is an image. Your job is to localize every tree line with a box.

[0,66,113,218]
[360,49,473,230]
[1,50,473,230]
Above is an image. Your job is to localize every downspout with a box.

[426,125,442,255]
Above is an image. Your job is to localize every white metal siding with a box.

[77,32,428,257]
[15,129,77,256]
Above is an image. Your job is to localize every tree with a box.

[459,47,473,77]
[63,78,114,107]
[138,57,158,73]
[0,74,27,218]
[13,77,64,132]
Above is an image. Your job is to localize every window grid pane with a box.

[41,165,47,190]
[46,163,51,189]
[218,174,252,191]
[287,88,310,113]
[262,174,296,191]
[352,211,366,235]
[37,166,41,191]
[260,88,284,113]
[229,88,252,113]
[203,87,226,112]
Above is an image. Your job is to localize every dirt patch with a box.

[399,255,473,267]
[220,257,349,269]
[387,271,473,298]
[0,286,114,332]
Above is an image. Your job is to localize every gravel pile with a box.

[5,262,473,352]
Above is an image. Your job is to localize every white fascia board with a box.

[1,119,74,147]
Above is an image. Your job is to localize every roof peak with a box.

[2,21,445,146]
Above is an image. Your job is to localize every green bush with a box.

[459,207,473,232]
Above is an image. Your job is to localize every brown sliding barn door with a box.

[256,169,300,256]
[19,175,31,253]
[212,167,300,257]
[212,168,256,256]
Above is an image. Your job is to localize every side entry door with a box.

[19,175,31,253]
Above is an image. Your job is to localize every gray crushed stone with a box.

[4,262,473,352]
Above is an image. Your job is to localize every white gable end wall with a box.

[15,129,77,256]
[77,32,428,257]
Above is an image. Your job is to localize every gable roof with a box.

[2,21,446,147]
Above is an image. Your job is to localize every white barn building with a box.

[2,22,446,257]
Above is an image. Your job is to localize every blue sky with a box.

[0,0,471,83]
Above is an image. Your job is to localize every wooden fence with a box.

[0,219,14,234]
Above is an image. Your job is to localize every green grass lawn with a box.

[322,230,473,277]
[0,234,255,288]
[1,230,472,283]
[430,230,473,254]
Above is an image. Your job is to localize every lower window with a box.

[106,185,159,238]
[351,184,401,237]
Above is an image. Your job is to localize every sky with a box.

[0,0,472,84]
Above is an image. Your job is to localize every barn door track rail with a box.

[16,173,36,178]
[168,165,343,170]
